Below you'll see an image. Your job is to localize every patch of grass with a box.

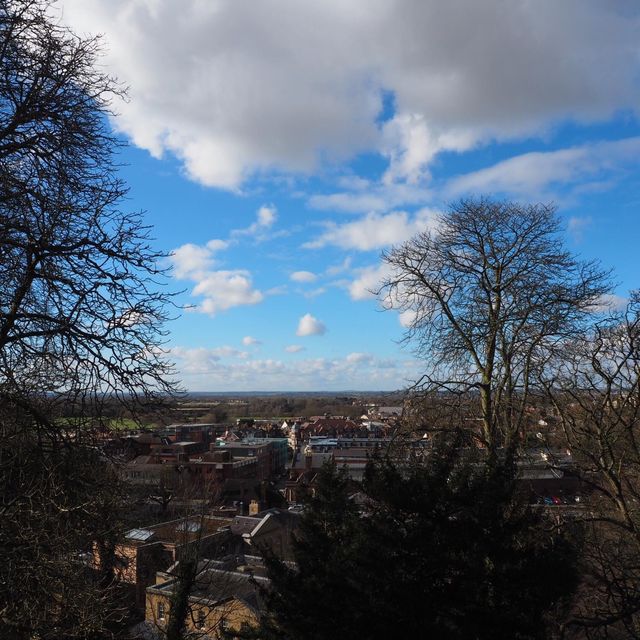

[107,418,147,431]
[57,417,151,431]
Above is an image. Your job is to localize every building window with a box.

[157,602,166,621]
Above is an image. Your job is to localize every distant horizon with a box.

[182,389,406,397]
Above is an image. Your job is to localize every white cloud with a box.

[398,309,418,328]
[382,114,432,184]
[211,345,249,359]
[257,205,276,227]
[382,115,480,186]
[594,293,629,313]
[170,241,227,278]
[348,265,423,332]
[171,347,221,371]
[346,352,373,364]
[306,209,438,251]
[171,240,264,315]
[194,270,263,315]
[348,260,437,336]
[61,1,640,189]
[233,204,278,237]
[206,239,229,252]
[348,263,393,301]
[171,205,278,288]
[447,137,640,198]
[285,344,305,353]
[109,309,147,330]
[242,336,261,346]
[308,181,431,214]
[171,212,270,314]
[296,313,326,337]
[290,270,318,283]
[171,347,421,391]
[170,240,264,317]
[171,345,249,371]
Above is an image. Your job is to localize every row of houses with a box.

[96,507,300,638]
[281,412,402,448]
[119,431,289,508]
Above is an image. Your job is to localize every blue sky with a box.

[61,1,640,391]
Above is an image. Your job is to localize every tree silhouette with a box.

[379,198,610,453]
[259,447,577,639]
[0,1,178,637]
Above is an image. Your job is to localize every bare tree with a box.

[378,198,610,454]
[543,293,640,636]
[0,0,176,422]
[0,1,178,637]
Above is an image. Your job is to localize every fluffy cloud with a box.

[257,205,276,227]
[290,270,318,283]
[242,336,261,346]
[171,240,263,315]
[348,265,422,332]
[170,240,228,278]
[348,264,393,301]
[306,209,438,251]
[170,205,276,315]
[194,270,263,315]
[398,309,418,328]
[232,204,277,237]
[211,346,249,359]
[296,313,326,337]
[61,1,640,188]
[380,113,473,185]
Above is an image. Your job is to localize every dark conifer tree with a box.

[258,445,577,640]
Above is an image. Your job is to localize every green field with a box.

[57,417,152,431]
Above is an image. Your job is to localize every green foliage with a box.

[257,461,361,640]
[259,448,577,640]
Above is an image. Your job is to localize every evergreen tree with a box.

[259,447,577,639]
[258,461,364,639]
